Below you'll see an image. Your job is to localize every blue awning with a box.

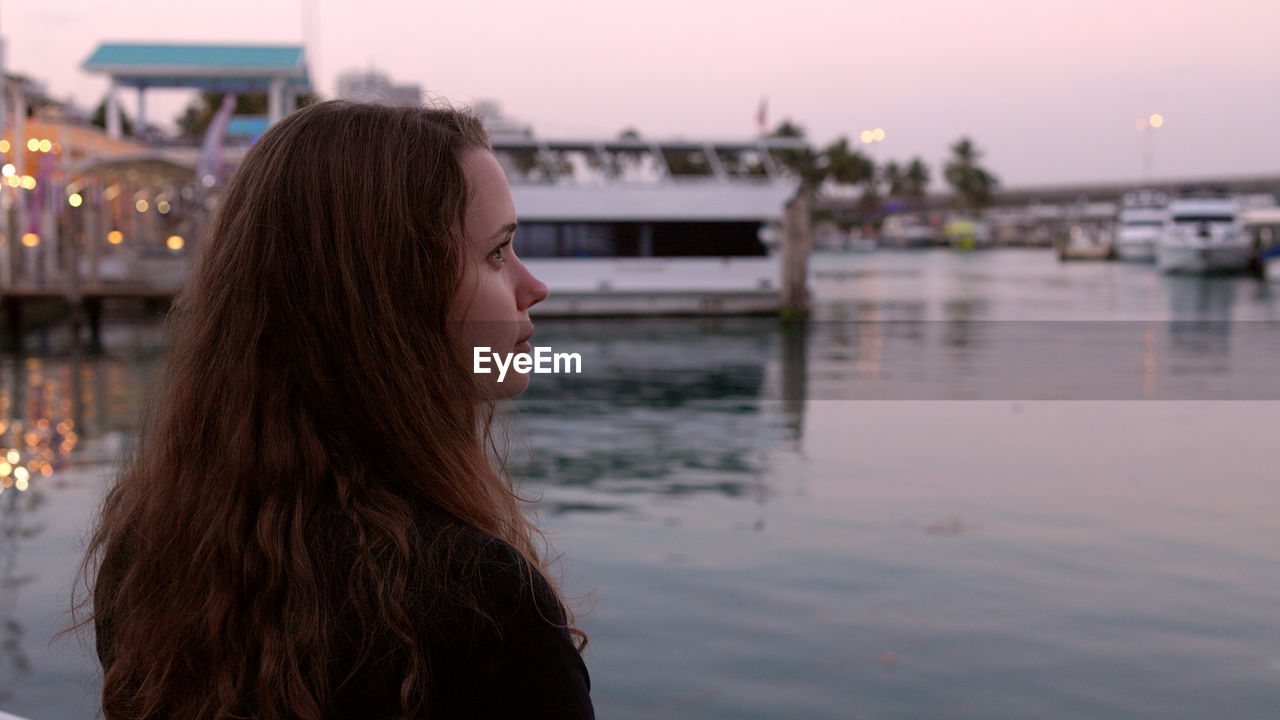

[83,43,310,90]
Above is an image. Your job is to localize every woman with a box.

[78,101,592,719]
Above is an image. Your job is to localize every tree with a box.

[943,137,998,212]
[857,178,884,218]
[766,119,825,190]
[91,98,135,137]
[822,137,874,188]
[882,161,905,200]
[175,92,316,139]
[903,158,931,209]
[824,137,881,221]
[662,148,711,176]
[613,127,647,177]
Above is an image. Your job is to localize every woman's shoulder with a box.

[423,523,594,718]
[432,522,568,631]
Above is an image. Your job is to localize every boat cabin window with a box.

[516,224,560,257]
[661,148,714,177]
[516,221,767,258]
[715,148,769,178]
[1172,215,1235,224]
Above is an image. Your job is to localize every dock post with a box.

[780,190,812,321]
[66,201,85,345]
[3,296,20,351]
[84,296,103,351]
[87,183,102,286]
[780,317,808,440]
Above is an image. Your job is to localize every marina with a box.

[0,3,1278,717]
[0,250,1278,718]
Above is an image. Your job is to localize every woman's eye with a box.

[489,246,507,263]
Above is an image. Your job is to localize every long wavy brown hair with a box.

[72,100,581,719]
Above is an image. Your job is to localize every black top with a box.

[402,534,595,719]
[95,522,594,719]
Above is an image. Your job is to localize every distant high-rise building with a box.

[336,69,422,106]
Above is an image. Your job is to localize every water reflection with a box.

[510,302,1280,523]
[0,328,161,710]
[802,263,1280,400]
[0,477,47,704]
[1164,276,1237,377]
[510,318,806,516]
[0,357,83,500]
[0,250,1277,718]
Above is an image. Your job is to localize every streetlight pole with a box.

[858,128,886,235]
[1136,113,1163,181]
[859,127,885,185]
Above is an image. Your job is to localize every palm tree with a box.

[882,161,906,201]
[903,158,931,209]
[943,137,998,212]
[822,137,874,187]
[767,119,826,190]
[175,92,317,139]
[610,127,649,178]
[857,178,884,219]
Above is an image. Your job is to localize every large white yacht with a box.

[1114,190,1168,262]
[1156,196,1251,274]
[491,133,802,315]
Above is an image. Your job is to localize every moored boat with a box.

[1057,224,1115,261]
[1115,191,1168,262]
[880,214,937,248]
[943,218,993,250]
[1156,196,1251,274]
[490,133,801,315]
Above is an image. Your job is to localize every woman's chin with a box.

[482,373,530,401]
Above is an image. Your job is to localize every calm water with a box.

[2,249,1279,718]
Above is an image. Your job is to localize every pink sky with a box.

[7,0,1279,187]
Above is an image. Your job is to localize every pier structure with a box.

[82,43,310,140]
[0,114,196,346]
[0,43,311,346]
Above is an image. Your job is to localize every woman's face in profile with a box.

[451,150,549,399]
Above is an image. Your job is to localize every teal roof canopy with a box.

[227,115,270,138]
[83,43,310,91]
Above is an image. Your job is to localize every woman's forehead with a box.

[463,151,516,240]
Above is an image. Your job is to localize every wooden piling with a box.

[4,296,20,348]
[780,190,812,320]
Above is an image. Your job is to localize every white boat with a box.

[1115,191,1168,262]
[1156,197,1252,274]
[1057,224,1115,261]
[491,133,801,316]
[880,214,938,248]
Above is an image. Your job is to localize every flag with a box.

[756,97,768,133]
[196,94,238,188]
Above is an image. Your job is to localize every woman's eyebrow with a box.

[488,222,518,240]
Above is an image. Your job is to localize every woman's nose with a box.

[517,260,549,310]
